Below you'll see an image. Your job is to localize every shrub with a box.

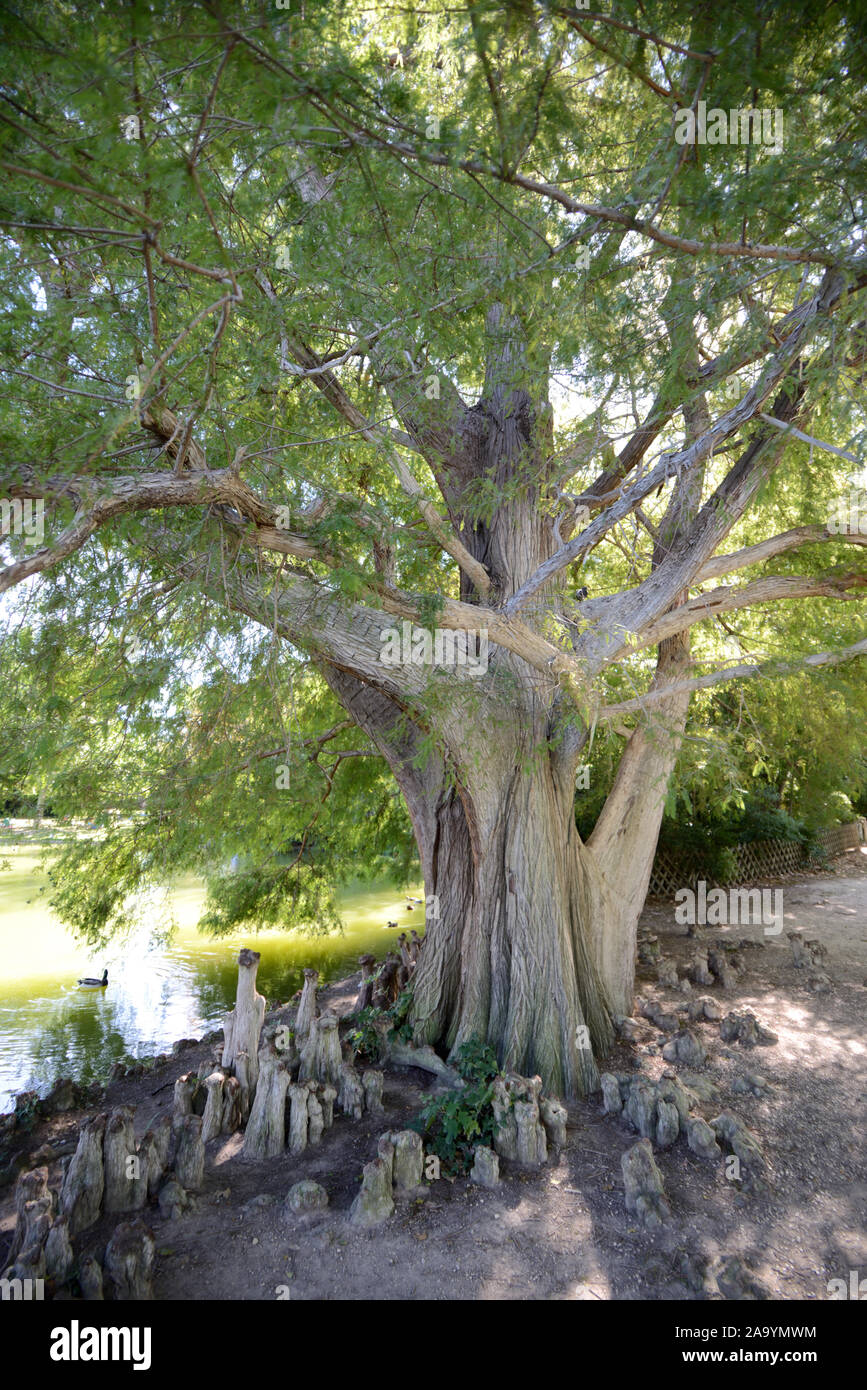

[655,792,820,881]
[344,985,415,1063]
[410,1039,501,1175]
[388,986,414,1042]
[344,1006,383,1064]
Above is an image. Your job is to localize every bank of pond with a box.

[0,838,424,1109]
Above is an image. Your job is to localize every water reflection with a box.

[0,848,424,1108]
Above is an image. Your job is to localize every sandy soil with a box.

[2,848,866,1301]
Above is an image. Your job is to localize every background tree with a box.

[1,0,866,1095]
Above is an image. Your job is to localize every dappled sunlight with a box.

[725,992,864,1070]
[212,1135,243,1167]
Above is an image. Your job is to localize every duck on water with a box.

[77,968,108,988]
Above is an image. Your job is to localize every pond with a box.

[0,834,424,1110]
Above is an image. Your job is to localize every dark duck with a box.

[77,968,108,988]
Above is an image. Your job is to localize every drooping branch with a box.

[1,462,596,706]
[304,129,852,271]
[0,461,326,596]
[564,13,683,103]
[549,5,716,62]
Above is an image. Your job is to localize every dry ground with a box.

[2,848,866,1301]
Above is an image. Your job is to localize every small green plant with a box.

[410,1039,501,1175]
[345,1006,383,1064]
[13,1090,41,1130]
[451,1037,500,1084]
[387,986,414,1042]
[714,845,740,885]
[345,981,416,1062]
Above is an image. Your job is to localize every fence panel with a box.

[646,819,866,898]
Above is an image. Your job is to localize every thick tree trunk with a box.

[324,651,618,1100]
[318,301,697,1101]
[326,649,690,1099]
[409,747,615,1099]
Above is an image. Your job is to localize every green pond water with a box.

[0,834,424,1111]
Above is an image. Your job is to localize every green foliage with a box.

[733,803,813,847]
[651,788,822,881]
[344,1007,383,1065]
[414,592,448,634]
[450,1037,501,1085]
[345,983,416,1062]
[13,1090,41,1131]
[575,662,867,849]
[388,986,415,1043]
[0,0,865,946]
[411,1039,501,1174]
[0,613,419,943]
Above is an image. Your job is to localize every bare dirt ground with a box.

[2,849,866,1301]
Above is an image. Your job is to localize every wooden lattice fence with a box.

[647,818,866,898]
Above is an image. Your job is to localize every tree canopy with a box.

[1,0,866,970]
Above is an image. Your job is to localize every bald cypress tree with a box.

[2,1,866,1095]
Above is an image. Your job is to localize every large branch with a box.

[279,331,490,596]
[144,530,430,703]
[2,397,467,603]
[1,452,597,705]
[566,284,846,509]
[139,497,599,704]
[0,463,323,596]
[368,352,475,509]
[568,398,670,512]
[597,634,867,720]
[504,271,839,617]
[622,570,867,653]
[695,524,867,584]
[292,124,845,270]
[571,275,865,673]
[559,524,867,643]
